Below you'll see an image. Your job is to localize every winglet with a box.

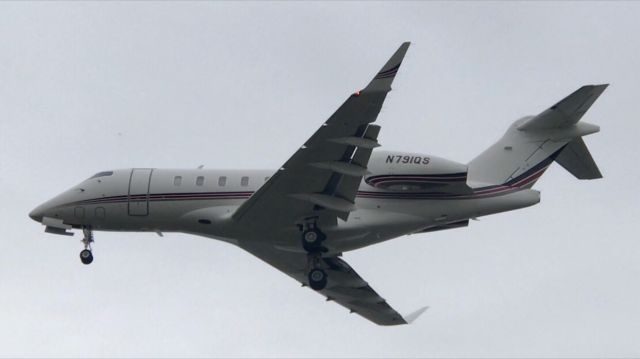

[363,42,411,92]
[403,306,429,324]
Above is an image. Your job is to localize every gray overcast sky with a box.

[1,1,639,357]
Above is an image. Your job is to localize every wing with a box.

[241,243,427,326]
[232,42,411,229]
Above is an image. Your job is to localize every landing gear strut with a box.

[80,227,94,265]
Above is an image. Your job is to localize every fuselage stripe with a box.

[68,159,555,206]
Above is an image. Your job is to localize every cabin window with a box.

[218,176,227,187]
[241,176,249,187]
[196,176,205,186]
[264,176,270,182]
[174,176,182,186]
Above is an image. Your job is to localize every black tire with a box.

[308,268,327,291]
[302,228,325,252]
[80,249,93,265]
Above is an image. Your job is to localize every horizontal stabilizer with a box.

[518,84,608,130]
[555,137,602,179]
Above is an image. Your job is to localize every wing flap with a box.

[289,193,356,212]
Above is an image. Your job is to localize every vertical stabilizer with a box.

[467,85,606,188]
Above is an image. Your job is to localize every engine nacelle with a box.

[366,151,469,193]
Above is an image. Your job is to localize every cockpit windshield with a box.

[89,171,114,180]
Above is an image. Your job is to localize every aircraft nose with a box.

[29,205,44,223]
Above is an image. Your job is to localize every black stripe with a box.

[374,72,398,80]
[376,63,401,76]
[502,148,563,187]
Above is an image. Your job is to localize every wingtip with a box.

[396,41,411,57]
[404,306,429,324]
[582,84,608,92]
[588,84,609,98]
[364,42,411,91]
[386,42,411,66]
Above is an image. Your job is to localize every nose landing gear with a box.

[80,249,93,265]
[80,227,94,265]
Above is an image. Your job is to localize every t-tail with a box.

[467,84,607,189]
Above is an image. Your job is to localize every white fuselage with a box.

[30,151,540,254]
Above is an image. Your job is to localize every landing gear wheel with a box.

[302,228,325,252]
[80,227,94,265]
[80,249,93,265]
[308,268,327,291]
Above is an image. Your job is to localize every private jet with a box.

[29,42,606,325]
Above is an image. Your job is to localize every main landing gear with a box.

[80,227,94,265]
[302,225,328,291]
[302,226,325,253]
[308,267,327,291]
